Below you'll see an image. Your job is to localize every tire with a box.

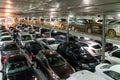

[87,28,92,33]
[107,29,116,37]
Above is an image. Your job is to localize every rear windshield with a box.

[1,37,12,41]
[4,43,19,50]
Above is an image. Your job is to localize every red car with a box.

[35,50,75,79]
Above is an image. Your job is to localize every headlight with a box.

[51,72,60,80]
[34,77,38,80]
[32,75,38,80]
[52,73,60,80]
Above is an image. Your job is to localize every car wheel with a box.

[87,28,92,33]
[105,60,111,64]
[107,29,116,37]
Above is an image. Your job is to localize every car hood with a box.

[67,70,106,80]
[53,63,74,79]
[8,68,36,80]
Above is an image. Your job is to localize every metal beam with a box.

[101,14,107,63]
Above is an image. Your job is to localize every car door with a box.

[108,50,120,64]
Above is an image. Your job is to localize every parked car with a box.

[106,20,120,37]
[69,19,102,34]
[76,40,102,58]
[17,32,33,48]
[105,48,120,64]
[24,40,50,60]
[57,42,99,71]
[95,63,120,80]
[1,54,38,80]
[35,49,75,79]
[0,36,13,47]
[0,42,20,64]
[67,70,106,80]
[41,38,60,50]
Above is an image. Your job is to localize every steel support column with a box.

[101,14,107,63]
[66,16,70,42]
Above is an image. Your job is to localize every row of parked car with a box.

[0,24,120,80]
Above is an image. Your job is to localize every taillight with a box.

[2,55,6,64]
[29,55,32,60]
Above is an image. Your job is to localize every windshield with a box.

[30,42,44,54]
[4,43,19,50]
[100,65,112,69]
[35,34,43,38]
[92,45,101,49]
[48,55,65,68]
[1,37,12,41]
[21,35,32,41]
[8,61,29,74]
[47,40,59,45]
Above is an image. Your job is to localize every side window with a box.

[112,50,120,58]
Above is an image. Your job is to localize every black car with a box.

[0,42,20,64]
[57,42,99,71]
[24,40,50,60]
[1,54,38,80]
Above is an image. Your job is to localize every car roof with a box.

[45,38,56,41]
[67,70,106,80]
[41,50,58,57]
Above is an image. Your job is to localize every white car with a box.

[95,63,120,80]
[105,48,120,64]
[76,40,102,57]
[41,38,60,50]
[67,70,106,80]
[0,35,13,46]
